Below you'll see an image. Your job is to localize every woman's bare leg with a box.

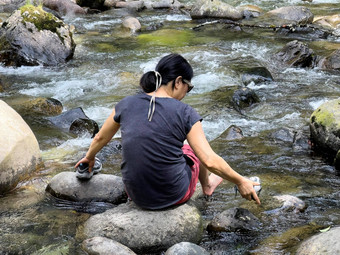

[199,164,223,196]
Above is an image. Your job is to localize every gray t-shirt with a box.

[114,92,202,209]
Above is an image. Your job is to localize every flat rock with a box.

[46,172,127,204]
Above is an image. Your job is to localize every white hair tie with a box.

[147,71,162,121]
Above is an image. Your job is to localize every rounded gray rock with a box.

[296,227,340,255]
[82,201,203,254]
[46,172,126,203]
[165,242,209,255]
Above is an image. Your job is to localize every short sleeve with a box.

[113,97,129,123]
[184,105,202,134]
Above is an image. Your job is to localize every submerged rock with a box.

[48,107,99,137]
[81,201,203,254]
[0,5,75,67]
[232,87,260,112]
[265,195,307,214]
[165,242,209,255]
[207,207,261,232]
[82,236,137,255]
[216,125,244,141]
[241,66,274,86]
[274,40,317,68]
[46,172,127,204]
[0,100,41,194]
[296,226,340,255]
[190,0,243,20]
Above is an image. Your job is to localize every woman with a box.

[75,53,261,209]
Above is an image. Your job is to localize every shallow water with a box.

[1,1,340,254]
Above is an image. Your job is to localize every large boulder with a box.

[81,201,203,253]
[190,0,243,21]
[46,172,127,204]
[274,40,317,68]
[42,0,86,15]
[310,98,340,167]
[296,226,340,255]
[0,5,75,67]
[0,100,41,194]
[265,6,314,26]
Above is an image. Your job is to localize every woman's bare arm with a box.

[187,121,261,204]
[75,109,120,172]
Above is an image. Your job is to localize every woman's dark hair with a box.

[140,53,194,93]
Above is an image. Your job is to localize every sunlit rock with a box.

[0,5,76,67]
[207,207,261,232]
[122,16,141,33]
[190,0,243,21]
[296,226,340,255]
[265,6,314,26]
[46,172,127,203]
[43,0,86,15]
[144,0,183,9]
[7,96,63,116]
[313,14,340,30]
[237,5,263,19]
[165,242,209,255]
[115,1,144,11]
[48,107,99,138]
[82,237,137,255]
[81,201,203,254]
[274,40,317,68]
[0,100,41,194]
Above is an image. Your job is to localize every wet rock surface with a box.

[207,207,261,232]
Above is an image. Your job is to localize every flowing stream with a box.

[1,0,340,254]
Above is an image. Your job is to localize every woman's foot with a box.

[202,173,223,196]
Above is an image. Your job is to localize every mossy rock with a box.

[20,4,62,33]
[138,29,194,47]
[310,98,340,158]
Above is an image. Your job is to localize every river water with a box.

[1,0,340,254]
